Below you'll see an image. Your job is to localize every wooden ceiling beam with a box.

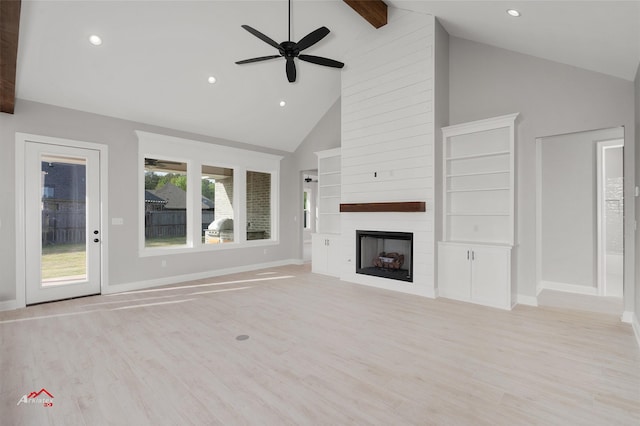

[0,0,21,114]
[343,0,387,29]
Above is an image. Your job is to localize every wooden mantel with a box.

[340,201,426,213]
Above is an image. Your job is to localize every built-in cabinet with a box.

[438,242,512,310]
[438,113,518,309]
[312,233,341,277]
[312,148,341,276]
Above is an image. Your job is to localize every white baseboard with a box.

[0,299,21,312]
[103,259,302,295]
[538,280,598,296]
[517,294,538,307]
[621,311,634,323]
[632,313,640,350]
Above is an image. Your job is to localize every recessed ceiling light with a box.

[89,35,102,46]
[506,9,521,17]
[207,76,217,84]
[279,101,286,107]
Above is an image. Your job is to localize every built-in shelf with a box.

[447,212,510,216]
[441,112,518,246]
[445,150,510,161]
[447,187,510,193]
[446,170,510,178]
[340,201,426,213]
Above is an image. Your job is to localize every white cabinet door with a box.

[326,234,342,277]
[312,233,340,277]
[438,243,472,301]
[470,246,511,309]
[312,233,328,274]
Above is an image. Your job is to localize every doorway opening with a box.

[536,127,624,315]
[301,170,318,262]
[597,140,624,297]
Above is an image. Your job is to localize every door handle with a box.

[472,251,475,261]
[93,238,100,243]
[467,250,469,260]
[93,230,99,235]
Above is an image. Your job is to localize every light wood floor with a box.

[1,264,639,425]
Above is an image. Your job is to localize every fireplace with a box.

[356,230,413,282]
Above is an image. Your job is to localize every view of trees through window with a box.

[143,159,272,248]
[144,158,188,247]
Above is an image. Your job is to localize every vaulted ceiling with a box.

[10,1,640,152]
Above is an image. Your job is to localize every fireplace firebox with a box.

[356,230,413,282]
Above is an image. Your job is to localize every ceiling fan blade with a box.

[295,26,330,52]
[235,55,281,65]
[286,58,297,82]
[299,54,344,69]
[241,25,282,50]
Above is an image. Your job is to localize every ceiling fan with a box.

[235,0,345,83]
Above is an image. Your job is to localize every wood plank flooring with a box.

[1,264,639,425]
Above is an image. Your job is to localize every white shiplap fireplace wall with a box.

[340,10,438,297]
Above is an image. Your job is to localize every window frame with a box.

[137,131,282,257]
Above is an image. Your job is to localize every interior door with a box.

[25,142,102,304]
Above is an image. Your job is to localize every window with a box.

[144,158,187,248]
[138,131,281,255]
[246,171,271,240]
[202,165,234,244]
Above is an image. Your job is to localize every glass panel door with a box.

[25,142,101,304]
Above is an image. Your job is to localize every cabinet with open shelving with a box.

[438,113,519,310]
[442,113,518,246]
[315,148,341,234]
[312,148,341,276]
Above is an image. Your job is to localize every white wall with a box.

[293,99,341,172]
[539,127,623,291]
[0,99,299,307]
[634,62,640,332]
[449,37,636,310]
[340,9,438,296]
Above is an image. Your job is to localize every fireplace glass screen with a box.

[356,230,413,282]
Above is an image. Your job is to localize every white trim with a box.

[621,310,634,323]
[538,280,598,296]
[517,294,538,307]
[596,139,624,297]
[631,313,640,349]
[102,259,302,294]
[0,300,21,312]
[535,137,543,299]
[15,132,109,309]
[441,112,519,138]
[138,131,282,256]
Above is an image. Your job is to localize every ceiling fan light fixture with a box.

[235,0,344,83]
[506,9,521,17]
[89,35,102,46]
